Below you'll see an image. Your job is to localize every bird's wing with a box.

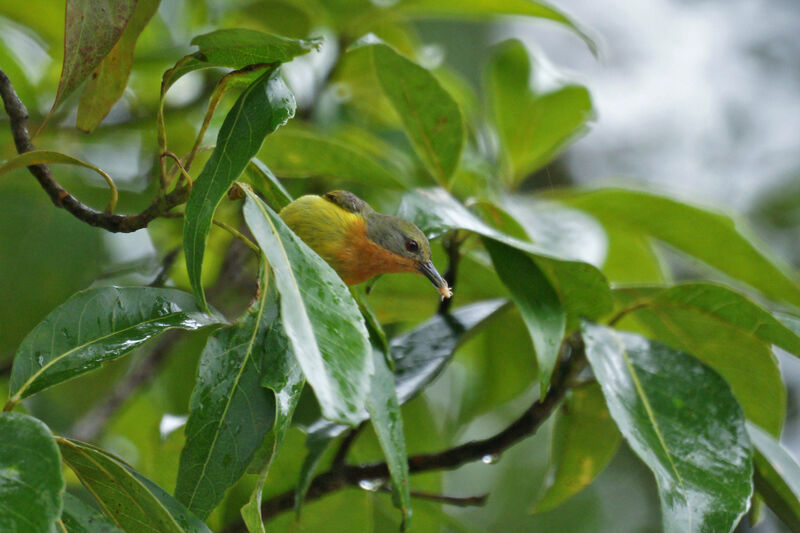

[323,190,374,215]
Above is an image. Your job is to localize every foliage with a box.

[1,1,799,532]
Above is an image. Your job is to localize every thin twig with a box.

[148,247,180,288]
[331,423,365,469]
[438,231,462,315]
[379,486,488,507]
[0,68,189,233]
[607,301,650,327]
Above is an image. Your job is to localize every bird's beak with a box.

[417,261,453,300]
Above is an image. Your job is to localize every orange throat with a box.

[334,218,418,285]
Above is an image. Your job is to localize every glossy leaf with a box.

[534,383,621,513]
[748,422,800,531]
[582,322,753,533]
[163,29,320,91]
[175,282,280,519]
[0,413,64,533]
[60,493,122,533]
[59,439,211,533]
[258,124,406,187]
[484,239,565,394]
[76,0,160,132]
[361,42,464,185]
[244,158,293,211]
[561,189,800,308]
[8,286,221,404]
[365,350,411,524]
[48,0,136,117]
[242,187,372,425]
[615,282,799,435]
[184,69,295,309]
[398,188,611,319]
[487,39,592,182]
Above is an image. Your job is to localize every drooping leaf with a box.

[295,433,334,514]
[175,279,280,519]
[398,188,611,319]
[184,69,295,309]
[534,383,621,513]
[615,282,798,435]
[60,493,122,533]
[487,39,592,183]
[357,41,464,186]
[58,438,211,533]
[365,350,411,525]
[307,299,509,439]
[0,413,64,533]
[258,124,406,188]
[75,0,160,132]
[48,0,136,118]
[8,287,222,405]
[162,29,321,91]
[244,159,293,212]
[748,422,800,531]
[582,322,753,533]
[242,186,372,425]
[561,189,800,309]
[483,239,565,394]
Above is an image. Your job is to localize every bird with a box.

[279,190,453,300]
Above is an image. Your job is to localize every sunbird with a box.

[280,190,453,299]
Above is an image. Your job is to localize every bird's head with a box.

[365,212,453,299]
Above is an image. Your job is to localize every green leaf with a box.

[483,239,565,394]
[8,287,221,404]
[295,433,334,514]
[365,350,411,525]
[582,322,753,533]
[47,0,136,118]
[58,439,211,533]
[75,0,160,132]
[175,278,281,519]
[184,69,295,309]
[748,422,800,531]
[244,159,293,211]
[60,493,122,533]
[615,282,798,435]
[163,29,321,91]
[394,0,596,55]
[561,189,800,308]
[242,186,372,425]
[487,39,592,183]
[359,41,464,186]
[0,413,64,533]
[398,188,611,319]
[258,124,406,187]
[534,383,621,513]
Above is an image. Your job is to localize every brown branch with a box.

[438,231,462,315]
[383,487,488,508]
[0,68,189,233]
[222,334,586,533]
[148,247,180,288]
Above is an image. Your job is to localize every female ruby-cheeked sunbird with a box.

[279,190,453,299]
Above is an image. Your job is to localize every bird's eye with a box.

[405,239,419,252]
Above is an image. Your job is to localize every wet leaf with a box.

[76,0,160,132]
[242,187,372,425]
[175,277,281,519]
[48,0,136,118]
[184,69,294,309]
[748,422,800,531]
[484,239,565,394]
[8,287,222,404]
[487,39,592,182]
[359,41,464,186]
[582,322,753,533]
[59,438,211,533]
[534,383,621,512]
[398,188,611,320]
[60,492,122,533]
[244,158,293,211]
[615,282,798,435]
[0,413,64,533]
[561,189,800,309]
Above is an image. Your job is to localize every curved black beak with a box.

[417,261,453,299]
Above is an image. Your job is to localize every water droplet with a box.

[481,454,499,464]
[358,479,383,492]
[38,355,45,366]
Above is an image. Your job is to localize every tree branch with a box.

[222,334,586,533]
[0,68,189,233]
